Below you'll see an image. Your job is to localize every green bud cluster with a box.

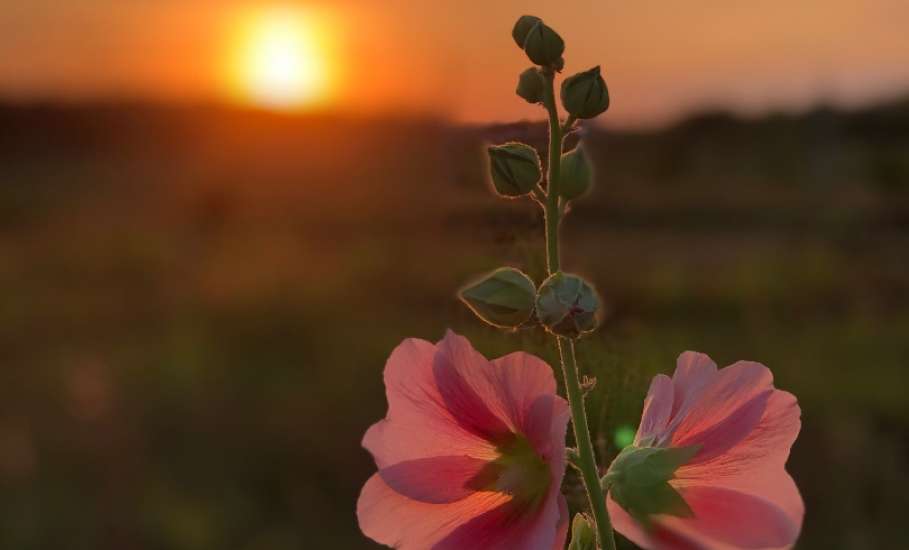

[460,15,609,339]
[457,15,619,548]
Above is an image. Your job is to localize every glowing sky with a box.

[1,0,908,127]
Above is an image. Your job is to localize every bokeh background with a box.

[1,1,908,549]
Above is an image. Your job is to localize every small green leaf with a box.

[459,267,536,328]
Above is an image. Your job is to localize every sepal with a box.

[604,445,700,528]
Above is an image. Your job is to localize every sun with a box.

[226,7,333,110]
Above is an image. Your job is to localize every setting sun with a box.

[226,7,334,110]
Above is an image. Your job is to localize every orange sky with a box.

[2,0,908,127]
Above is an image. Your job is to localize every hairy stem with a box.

[558,338,615,550]
[542,70,562,274]
[541,70,616,550]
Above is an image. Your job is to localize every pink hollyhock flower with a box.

[606,352,804,550]
[357,331,570,550]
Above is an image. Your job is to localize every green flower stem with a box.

[542,70,562,274]
[542,69,617,550]
[558,338,615,550]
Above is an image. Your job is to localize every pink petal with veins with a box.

[611,352,804,550]
[358,331,569,550]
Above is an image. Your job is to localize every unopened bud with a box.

[560,146,593,200]
[561,66,609,119]
[535,273,599,338]
[516,67,544,104]
[487,142,542,197]
[512,15,542,49]
[522,21,564,68]
[567,514,596,550]
[459,267,536,328]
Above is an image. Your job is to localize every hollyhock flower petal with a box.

[378,455,492,504]
[609,352,804,549]
[669,352,717,418]
[636,374,674,445]
[607,495,729,550]
[435,491,566,550]
[675,390,804,531]
[358,331,569,550]
[553,496,569,550]
[490,350,560,434]
[362,337,497,469]
[358,473,512,548]
[609,486,798,550]
[432,332,560,442]
[607,495,655,549]
[665,360,772,452]
[522,394,570,472]
[676,389,772,463]
[660,486,799,548]
[433,334,515,442]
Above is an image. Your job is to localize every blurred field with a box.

[0,99,907,549]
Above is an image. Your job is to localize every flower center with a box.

[467,434,550,506]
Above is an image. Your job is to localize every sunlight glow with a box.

[227,7,333,110]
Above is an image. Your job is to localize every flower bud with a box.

[567,514,596,550]
[560,146,593,200]
[516,67,544,104]
[561,66,610,119]
[487,142,542,197]
[459,267,536,328]
[522,21,564,68]
[512,15,542,49]
[603,445,698,527]
[535,273,599,338]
